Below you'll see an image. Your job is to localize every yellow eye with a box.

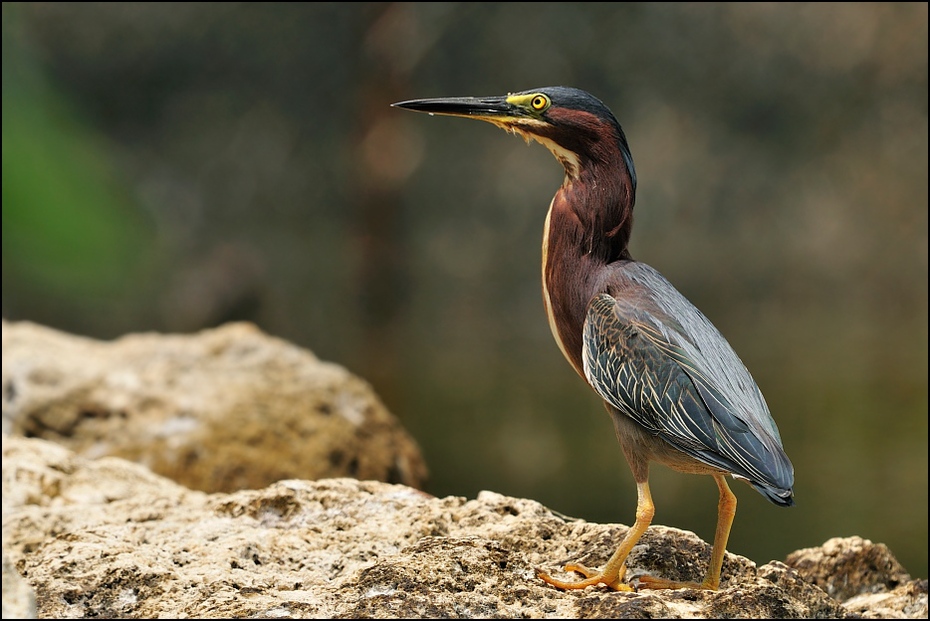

[531,94,550,111]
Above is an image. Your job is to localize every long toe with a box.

[536,565,631,591]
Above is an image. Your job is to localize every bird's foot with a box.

[636,574,715,591]
[536,563,633,591]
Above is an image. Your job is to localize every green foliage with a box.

[2,91,149,293]
[2,5,154,328]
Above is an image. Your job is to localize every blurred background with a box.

[3,3,927,579]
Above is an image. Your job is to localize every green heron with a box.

[393,87,794,591]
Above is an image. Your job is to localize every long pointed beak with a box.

[391,95,521,121]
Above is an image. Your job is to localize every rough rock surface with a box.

[3,436,925,619]
[1,320,427,492]
[2,551,36,619]
[785,536,928,619]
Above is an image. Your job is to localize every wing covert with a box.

[582,281,793,503]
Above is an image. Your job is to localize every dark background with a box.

[3,3,927,579]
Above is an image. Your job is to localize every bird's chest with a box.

[541,206,599,378]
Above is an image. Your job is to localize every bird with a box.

[392,86,794,592]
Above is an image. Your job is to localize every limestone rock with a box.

[2,552,36,619]
[785,536,927,619]
[785,536,912,601]
[842,580,929,620]
[3,435,924,619]
[1,320,427,492]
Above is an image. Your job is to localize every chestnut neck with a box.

[542,147,636,375]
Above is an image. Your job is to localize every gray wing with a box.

[583,262,794,506]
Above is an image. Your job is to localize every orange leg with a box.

[637,474,737,590]
[537,480,655,591]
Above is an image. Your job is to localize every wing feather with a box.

[582,263,794,505]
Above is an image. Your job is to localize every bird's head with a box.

[393,86,636,193]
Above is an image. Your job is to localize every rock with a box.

[785,536,927,619]
[3,436,924,618]
[1,320,427,492]
[3,322,924,618]
[785,536,912,601]
[843,580,929,620]
[2,552,36,619]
